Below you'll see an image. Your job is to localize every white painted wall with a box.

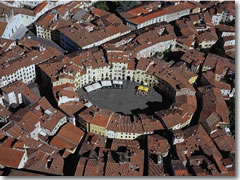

[221,32,235,37]
[17,150,28,169]
[58,96,79,106]
[224,39,235,46]
[3,13,36,39]
[0,64,36,88]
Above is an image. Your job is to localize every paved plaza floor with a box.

[77,81,162,115]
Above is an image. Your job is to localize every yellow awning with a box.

[138,86,149,92]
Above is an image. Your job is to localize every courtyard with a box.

[77,81,163,115]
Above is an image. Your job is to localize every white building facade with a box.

[0,64,36,88]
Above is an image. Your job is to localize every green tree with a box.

[95,1,110,12]
[94,1,139,13]
[116,1,139,13]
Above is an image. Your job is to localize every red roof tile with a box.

[34,1,48,13]
[0,146,25,168]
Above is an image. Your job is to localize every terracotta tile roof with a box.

[116,25,176,57]
[88,133,107,148]
[50,122,84,152]
[58,89,79,99]
[18,38,41,49]
[199,87,229,126]
[90,109,113,128]
[36,13,55,28]
[18,111,40,133]
[37,97,54,111]
[0,104,11,119]
[59,101,85,117]
[121,2,192,25]
[0,129,5,140]
[58,15,130,49]
[84,159,105,176]
[0,46,63,79]
[192,166,210,176]
[18,137,42,149]
[201,1,217,10]
[156,94,196,130]
[166,2,192,14]
[38,144,56,156]
[202,71,231,91]
[74,157,87,176]
[0,22,7,36]
[223,1,235,16]
[224,45,235,52]
[107,113,144,134]
[176,142,187,161]
[0,3,11,15]
[1,136,15,148]
[216,24,235,32]
[183,124,227,173]
[214,134,235,153]
[39,61,67,81]
[177,36,195,47]
[41,110,66,132]
[105,149,144,176]
[127,59,136,71]
[91,8,110,17]
[148,156,164,176]
[25,151,64,175]
[197,31,218,42]
[33,1,48,13]
[107,50,130,63]
[8,169,43,176]
[203,53,221,69]
[148,135,170,156]
[56,5,69,16]
[141,115,165,132]
[136,58,153,71]
[78,140,93,156]
[212,88,229,123]
[223,36,235,42]
[48,153,64,175]
[172,160,189,176]
[111,139,140,151]
[0,37,15,52]
[171,63,198,80]
[126,9,168,25]
[1,122,22,139]
[225,49,235,59]
[190,14,200,22]
[13,7,35,16]
[200,111,221,134]
[78,106,98,124]
[181,49,205,65]
[0,146,25,168]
